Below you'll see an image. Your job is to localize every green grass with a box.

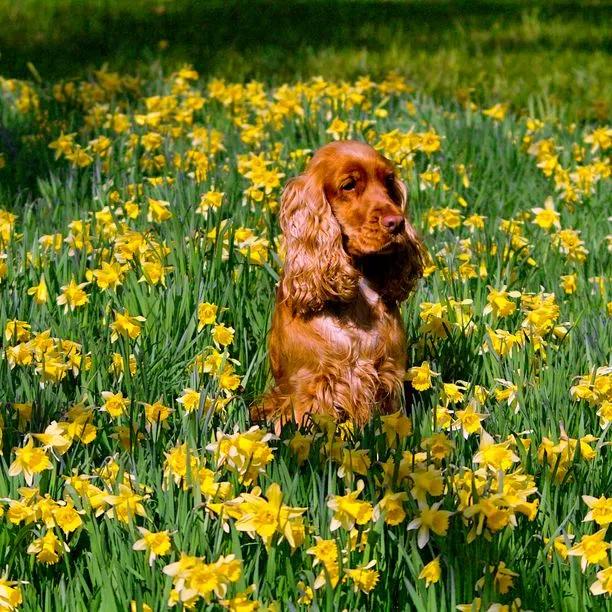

[0,1,610,121]
[0,5,611,611]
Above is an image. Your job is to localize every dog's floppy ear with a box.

[388,221,426,301]
[390,174,408,210]
[279,173,359,315]
[392,176,425,300]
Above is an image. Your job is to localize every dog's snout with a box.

[381,214,405,234]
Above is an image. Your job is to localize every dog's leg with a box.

[376,358,406,414]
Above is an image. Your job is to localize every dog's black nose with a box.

[381,214,405,234]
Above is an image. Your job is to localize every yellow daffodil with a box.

[327,480,374,531]
[407,501,453,548]
[568,529,610,571]
[345,560,379,593]
[483,103,508,121]
[582,496,612,527]
[8,438,53,485]
[374,491,408,526]
[591,566,612,596]
[27,530,68,564]
[101,391,130,418]
[531,196,561,230]
[380,411,412,446]
[233,483,306,549]
[92,261,126,290]
[197,302,218,330]
[109,310,146,342]
[133,528,172,565]
[212,323,235,347]
[0,577,23,611]
[27,276,49,304]
[104,484,148,523]
[473,430,519,472]
[418,557,441,587]
[56,278,89,313]
[405,361,439,391]
[147,198,172,223]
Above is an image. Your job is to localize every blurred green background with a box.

[0,0,610,119]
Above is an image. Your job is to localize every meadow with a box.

[0,2,611,611]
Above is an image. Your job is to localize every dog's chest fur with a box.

[313,278,405,363]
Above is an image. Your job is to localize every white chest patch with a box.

[358,278,381,307]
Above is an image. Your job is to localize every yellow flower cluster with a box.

[5,320,90,385]
[206,426,275,485]
[163,442,232,497]
[163,553,242,607]
[209,483,306,549]
[0,64,609,609]
[0,578,23,611]
[571,366,611,429]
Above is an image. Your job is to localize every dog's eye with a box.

[386,174,399,196]
[341,178,356,191]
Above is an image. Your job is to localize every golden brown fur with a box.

[256,141,424,428]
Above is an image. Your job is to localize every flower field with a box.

[0,28,611,612]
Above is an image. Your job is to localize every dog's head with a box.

[279,141,424,315]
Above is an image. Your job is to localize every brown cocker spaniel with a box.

[258,140,425,429]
